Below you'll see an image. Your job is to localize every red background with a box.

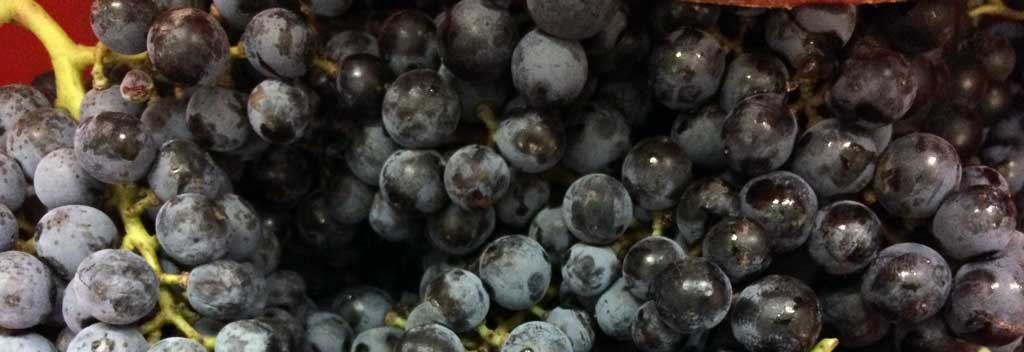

[0,0,97,85]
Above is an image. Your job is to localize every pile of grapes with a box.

[1,0,1023,351]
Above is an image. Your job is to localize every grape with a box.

[830,48,918,129]
[595,77,652,127]
[621,236,685,300]
[440,0,518,81]
[242,8,315,79]
[945,255,1024,346]
[324,30,379,63]
[562,244,619,297]
[933,186,1017,260]
[141,98,193,147]
[894,316,982,352]
[381,69,460,149]
[595,278,642,341]
[8,107,76,179]
[215,319,286,352]
[702,217,773,283]
[511,30,588,108]
[444,145,510,209]
[293,194,356,252]
[526,0,614,40]
[982,142,1024,195]
[156,193,230,265]
[74,112,157,184]
[0,333,57,352]
[154,0,209,11]
[0,153,26,211]
[621,136,692,211]
[33,149,100,209]
[820,282,890,348]
[528,207,573,266]
[0,251,52,329]
[562,174,633,245]
[882,0,966,54]
[494,107,565,173]
[652,257,732,334]
[71,249,157,325]
[368,191,422,243]
[247,80,313,145]
[546,307,595,352]
[187,260,266,320]
[147,139,231,202]
[79,85,145,120]
[149,337,206,352]
[790,119,878,198]
[405,301,446,329]
[763,10,837,72]
[648,27,727,111]
[379,10,441,75]
[806,200,882,275]
[185,86,249,152]
[793,4,857,45]
[304,312,354,352]
[218,193,262,259]
[0,84,48,135]
[495,173,550,228]
[330,286,393,334]
[90,0,157,55]
[962,165,1011,193]
[501,321,573,352]
[323,174,373,225]
[379,149,448,214]
[923,105,985,158]
[731,275,822,352]
[336,54,394,115]
[422,268,489,332]
[0,206,14,252]
[147,8,230,85]
[722,93,797,176]
[650,0,719,36]
[874,133,962,219]
[739,171,818,253]
[438,65,509,124]
[478,235,551,311]
[720,53,790,112]
[426,203,495,255]
[981,82,1012,122]
[239,225,281,275]
[258,308,303,350]
[266,270,305,308]
[631,301,686,352]
[672,104,727,170]
[35,205,118,280]
[395,323,464,352]
[674,177,740,245]
[861,243,952,323]
[345,122,398,187]
[561,103,630,175]
[66,323,147,352]
[351,326,403,352]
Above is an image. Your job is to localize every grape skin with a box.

[187,86,250,152]
[379,11,441,75]
[648,27,727,111]
[247,80,313,145]
[147,139,231,203]
[739,171,818,253]
[379,149,448,214]
[622,236,685,300]
[66,323,148,352]
[731,275,822,352]
[149,337,206,352]
[7,107,76,180]
[0,153,26,211]
[146,8,230,86]
[820,282,890,348]
[34,148,102,209]
[594,277,642,341]
[562,103,631,175]
[933,186,1017,261]
[444,144,510,210]
[421,268,490,332]
[945,255,1024,346]
[187,260,266,320]
[631,301,685,352]
[242,8,315,79]
[155,193,231,266]
[562,174,633,245]
[0,205,15,252]
[396,323,465,352]
[494,108,565,173]
[874,133,962,219]
[351,326,403,352]
[495,173,550,228]
[215,319,286,352]
[720,53,790,112]
[79,85,145,120]
[0,251,52,330]
[722,94,797,176]
[345,122,399,187]
[0,84,49,135]
[303,312,354,352]
[562,244,620,298]
[652,257,732,334]
[702,217,773,283]
[381,69,460,149]
[546,307,595,352]
[35,205,118,280]
[525,0,615,40]
[528,207,574,267]
[672,104,727,170]
[74,112,158,185]
[511,30,589,108]
[674,177,740,246]
[478,235,552,311]
[621,136,692,211]
[441,0,518,81]
[71,249,158,325]
[806,200,882,275]
[329,286,394,334]
[89,0,158,55]
[426,203,495,255]
[500,321,573,352]
[861,243,952,323]
[0,333,57,352]
[789,119,878,198]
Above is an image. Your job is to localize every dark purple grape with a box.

[511,30,588,108]
[674,177,740,245]
[146,8,230,85]
[584,5,651,80]
[246,145,313,204]
[345,122,398,187]
[731,275,822,352]
[444,144,510,210]
[620,137,692,211]
[525,0,615,40]
[381,69,460,149]
[426,203,495,255]
[247,80,313,145]
[324,174,374,224]
[73,112,157,184]
[310,0,352,17]
[648,27,727,111]
[380,149,447,214]
[212,0,299,31]
[440,0,517,81]
[720,53,790,112]
[336,54,394,115]
[631,301,686,352]
[722,94,797,176]
[140,98,192,147]
[873,133,962,219]
[438,66,509,124]
[562,103,631,175]
[964,30,1016,81]
[922,104,984,158]
[948,57,991,109]
[790,119,878,198]
[763,10,837,72]
[186,86,249,152]
[829,48,918,129]
[242,8,315,79]
[793,4,857,46]
[651,258,732,334]
[421,268,489,332]
[7,107,76,179]
[806,200,881,276]
[495,173,550,228]
[961,165,1010,192]
[595,77,652,127]
[156,193,230,265]
[324,30,379,63]
[368,191,422,243]
[562,174,633,245]
[882,0,966,54]
[861,243,952,323]
[932,185,1017,261]
[622,236,685,300]
[672,104,727,170]
[90,0,158,54]
[379,10,441,75]
[702,217,773,283]
[981,82,1012,123]
[739,171,818,253]
[894,316,982,352]
[945,255,1024,346]
[494,108,565,173]
[820,281,890,348]
[650,0,720,36]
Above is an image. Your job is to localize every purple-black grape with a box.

[494,107,565,173]
[721,94,797,176]
[140,97,193,147]
[894,316,983,352]
[720,53,790,112]
[562,174,633,245]
[324,173,374,225]
[806,200,882,275]
[426,203,495,255]
[511,30,588,108]
[478,235,551,311]
[739,171,818,253]
[73,111,157,185]
[820,281,890,348]
[336,54,394,115]
[830,48,918,129]
[648,27,727,111]
[793,4,857,46]
[242,8,315,79]
[186,86,250,152]
[379,149,447,214]
[621,236,685,300]
[324,30,379,63]
[495,173,550,228]
[247,80,313,145]
[562,103,631,175]
[873,132,962,219]
[674,176,741,245]
[525,0,615,40]
[861,243,952,323]
[672,104,727,170]
[702,217,773,283]
[379,10,441,75]
[147,139,231,203]
[945,255,1024,346]
[731,275,822,352]
[621,136,692,211]
[345,122,399,187]
[650,0,720,36]
[90,0,157,54]
[444,144,510,210]
[631,301,686,352]
[790,119,878,198]
[381,69,460,149]
[146,8,230,85]
[961,165,1011,193]
[651,257,732,334]
[933,185,1017,260]
[440,0,517,81]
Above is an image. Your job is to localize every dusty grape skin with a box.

[829,49,918,129]
[218,193,262,259]
[345,123,399,187]
[562,244,620,298]
[478,235,552,311]
[495,173,550,228]
[500,321,573,352]
[440,0,518,81]
[379,10,441,75]
[405,301,446,329]
[7,107,76,180]
[528,207,574,266]
[0,153,26,211]
[147,139,231,203]
[71,249,158,325]
[595,277,642,341]
[820,282,890,348]
[720,53,790,112]
[525,0,614,40]
[0,333,57,352]
[330,286,393,334]
[793,4,857,45]
[621,136,692,211]
[90,0,157,54]
[426,204,495,255]
[861,243,952,323]
[149,337,206,352]
[422,268,489,332]
[806,200,882,275]
[494,108,565,173]
[74,112,158,185]
[247,80,312,145]
[622,236,685,300]
[511,30,588,108]
[982,142,1024,195]
[961,165,1011,192]
[562,174,633,245]
[673,177,741,246]
[265,270,305,309]
[0,205,14,252]
[652,257,732,334]
[35,205,118,280]
[722,94,797,176]
[215,319,286,352]
[381,69,460,149]
[444,145,510,210]
[790,119,879,198]
[945,255,1024,346]
[146,8,230,86]
[352,326,403,352]
[242,8,314,79]
[874,133,962,219]
[187,260,266,320]
[763,10,835,75]
[562,103,631,175]
[79,85,145,120]
[935,185,1017,261]
[0,251,52,330]
[648,27,727,111]
[141,98,193,147]
[155,193,230,266]
[631,301,686,352]
[672,104,727,170]
[324,174,374,225]
[303,312,354,352]
[739,171,818,253]
[397,323,464,352]
[66,323,148,352]
[731,275,822,352]
[595,77,652,128]
[379,149,448,214]
[34,148,102,208]
[368,191,422,243]
[703,217,773,283]
[546,307,595,352]
[438,65,509,125]
[185,86,249,152]
[0,84,48,135]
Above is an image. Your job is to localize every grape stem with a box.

[809,338,839,352]
[14,213,36,255]
[477,104,499,146]
[383,310,408,330]
[970,0,1024,21]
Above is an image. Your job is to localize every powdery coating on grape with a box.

[215,319,285,352]
[304,312,354,352]
[258,308,302,350]
[406,301,447,329]
[90,0,157,54]
[250,80,315,145]
[379,10,441,75]
[397,323,465,352]
[893,316,984,352]
[674,177,741,246]
[790,119,878,198]
[35,205,118,280]
[495,173,549,228]
[562,103,631,174]
[762,10,832,73]
[381,69,460,149]
[652,257,732,334]
[478,235,552,310]
[0,333,57,352]
[0,154,25,211]
[0,85,48,135]
[352,326,403,352]
[622,136,692,210]
[648,27,727,111]
[187,260,266,320]
[594,278,641,340]
[242,8,314,79]
[444,145,510,209]
[731,275,822,352]
[441,0,518,80]
[511,30,588,108]
[739,171,818,253]
[562,244,620,297]
[66,323,147,352]
[79,85,145,120]
[265,270,305,308]
[0,251,52,329]
[146,8,230,85]
[546,307,594,352]
[622,236,685,300]
[218,193,263,259]
[829,49,918,129]
[703,217,773,283]
[933,186,1017,260]
[793,4,857,45]
[631,301,686,352]
[71,249,157,325]
[945,255,1024,346]
[240,227,281,275]
[526,0,615,40]
[368,191,422,243]
[962,165,1011,192]
[379,150,448,214]
[8,107,75,180]
[722,94,797,176]
[148,139,230,203]
[672,104,727,170]
[422,268,490,332]
[562,174,633,245]
[0,205,14,252]
[596,77,652,128]
[34,148,101,208]
[325,30,379,63]
[720,53,790,112]
[438,66,509,125]
[874,133,962,219]
[494,108,565,173]
[149,337,206,352]
[155,193,230,265]
[861,243,952,323]
[982,142,1024,195]
[820,283,890,348]
[141,98,193,147]
[528,207,573,266]
[74,112,158,184]
[325,174,374,224]
[806,200,882,275]
[330,286,393,334]
[185,86,249,152]
[500,321,573,352]
[346,123,398,187]
[426,204,495,255]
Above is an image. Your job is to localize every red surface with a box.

[0,0,97,85]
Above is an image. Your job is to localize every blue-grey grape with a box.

[0,84,48,135]
[673,176,741,245]
[379,11,441,75]
[739,171,818,253]
[218,193,262,259]
[495,173,550,228]
[242,8,315,79]
[330,286,393,334]
[90,0,157,54]
[829,48,918,129]
[79,85,145,120]
[325,173,374,225]
[562,244,620,297]
[8,107,75,179]
[961,165,1011,192]
[345,122,398,187]
[304,312,354,352]
[324,30,379,63]
[648,27,727,111]
[379,150,448,214]
[0,332,57,352]
[381,69,460,149]
[932,185,1017,260]
[671,104,727,170]
[562,174,633,245]
[351,326,403,352]
[140,97,193,147]
[0,251,52,329]
[525,0,614,40]
[440,0,518,81]
[71,249,157,325]
[422,268,490,332]
[444,144,510,209]
[594,278,641,341]
[149,337,206,352]
[702,217,773,283]
[396,323,464,352]
[621,136,692,210]
[186,86,249,152]
[494,108,565,173]
[147,139,230,203]
[478,235,551,310]
[501,321,573,352]
[562,103,631,175]
[34,148,102,208]
[66,323,147,352]
[731,275,822,352]
[215,319,286,352]
[621,236,685,300]
[74,111,157,184]
[0,153,26,210]
[35,205,118,280]
[545,307,595,352]
[0,205,14,252]
[720,52,790,112]
[528,207,574,266]
[874,133,962,219]
[368,191,422,243]
[187,260,266,320]
[721,93,797,176]
[652,257,732,334]
[511,30,588,108]
[155,193,230,265]
[247,80,313,145]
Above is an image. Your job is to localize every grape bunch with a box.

[0,0,1023,351]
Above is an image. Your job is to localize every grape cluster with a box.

[1,0,1024,351]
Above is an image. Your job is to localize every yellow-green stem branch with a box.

[970,0,1024,21]
[809,338,839,352]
